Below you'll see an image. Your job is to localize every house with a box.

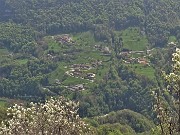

[146,50,151,55]
[138,58,150,66]
[72,69,83,76]
[102,47,111,54]
[86,73,96,80]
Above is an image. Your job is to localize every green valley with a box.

[0,0,180,134]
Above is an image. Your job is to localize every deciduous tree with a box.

[0,97,92,135]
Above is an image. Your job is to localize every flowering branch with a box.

[0,97,92,135]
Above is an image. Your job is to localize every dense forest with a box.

[0,0,180,134]
[1,0,180,45]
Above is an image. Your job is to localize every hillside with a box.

[0,0,180,134]
[1,0,180,46]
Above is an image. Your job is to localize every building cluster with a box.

[55,34,74,44]
[66,69,96,80]
[119,50,151,66]
[65,62,101,82]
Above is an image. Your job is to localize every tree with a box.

[153,48,180,135]
[0,97,92,135]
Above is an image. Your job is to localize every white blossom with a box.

[0,97,92,135]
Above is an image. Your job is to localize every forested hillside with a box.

[0,0,180,134]
[1,0,180,45]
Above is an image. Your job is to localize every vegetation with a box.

[1,0,179,45]
[153,48,180,135]
[0,0,180,134]
[95,109,155,133]
[118,27,148,51]
[0,97,92,135]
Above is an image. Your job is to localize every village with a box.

[60,63,97,91]
[50,33,177,92]
[65,61,102,82]
[118,41,177,66]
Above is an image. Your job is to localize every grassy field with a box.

[73,31,96,46]
[48,61,68,84]
[127,64,155,80]
[116,27,148,51]
[62,76,89,86]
